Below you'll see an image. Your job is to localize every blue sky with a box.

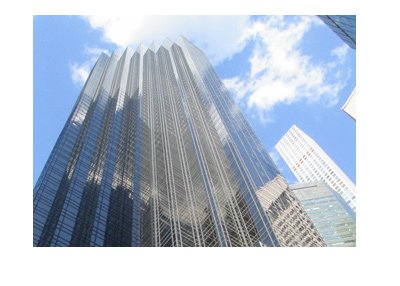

[33,15,356,186]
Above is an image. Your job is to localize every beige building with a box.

[256,175,326,247]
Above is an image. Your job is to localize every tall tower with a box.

[275,125,356,213]
[290,181,356,247]
[34,37,323,247]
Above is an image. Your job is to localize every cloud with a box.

[70,62,90,86]
[224,16,351,122]
[83,15,249,65]
[72,16,351,120]
[70,45,110,87]
[84,45,110,58]
[331,43,349,64]
[222,77,247,101]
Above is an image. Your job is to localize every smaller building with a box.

[275,125,356,213]
[256,175,326,247]
[290,181,356,247]
[342,88,356,120]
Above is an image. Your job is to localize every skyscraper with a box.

[318,15,356,49]
[275,125,356,213]
[34,37,323,247]
[341,88,356,120]
[318,16,356,121]
[256,175,326,246]
[290,181,356,247]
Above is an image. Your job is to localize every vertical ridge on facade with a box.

[34,38,324,247]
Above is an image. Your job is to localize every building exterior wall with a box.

[256,176,326,246]
[290,182,356,247]
[34,37,323,247]
[318,15,356,49]
[275,125,356,213]
[342,88,356,120]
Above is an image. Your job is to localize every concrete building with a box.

[276,125,356,213]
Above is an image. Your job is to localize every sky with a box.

[33,15,356,186]
[1,2,395,284]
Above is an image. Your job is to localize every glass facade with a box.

[291,182,356,247]
[34,37,323,247]
[256,175,326,246]
[318,15,356,49]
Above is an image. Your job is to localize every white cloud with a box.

[84,45,110,57]
[72,16,351,119]
[331,43,349,64]
[70,62,90,86]
[223,16,351,122]
[222,77,246,101]
[70,45,110,87]
[83,15,249,65]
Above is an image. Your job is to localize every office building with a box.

[318,15,356,49]
[291,182,356,246]
[34,37,323,247]
[276,125,356,212]
[342,88,356,120]
[319,16,356,121]
[256,175,326,246]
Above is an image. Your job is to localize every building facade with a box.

[318,15,356,49]
[275,125,356,213]
[290,182,356,247]
[342,88,356,120]
[256,175,325,246]
[34,37,323,247]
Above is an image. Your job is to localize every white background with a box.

[0,0,398,285]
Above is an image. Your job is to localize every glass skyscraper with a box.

[276,125,356,213]
[290,182,356,247]
[34,37,323,247]
[318,15,356,49]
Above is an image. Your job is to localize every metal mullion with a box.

[165,49,203,246]
[156,50,183,246]
[174,49,229,246]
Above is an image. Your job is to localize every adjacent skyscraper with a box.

[34,37,323,247]
[341,88,356,120]
[256,175,325,246]
[290,181,356,247]
[275,125,356,213]
[318,15,356,49]
[318,16,356,121]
